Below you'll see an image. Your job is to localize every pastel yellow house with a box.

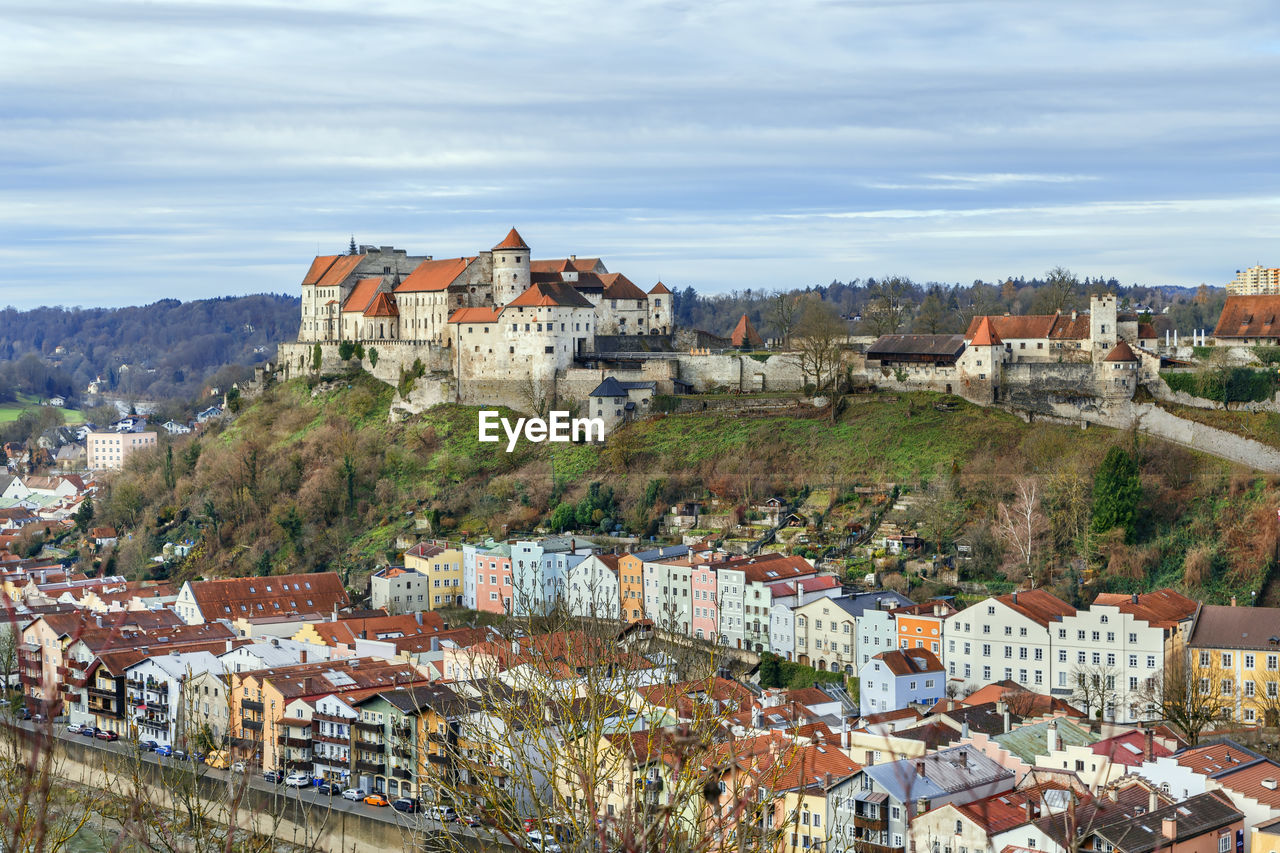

[371,541,464,612]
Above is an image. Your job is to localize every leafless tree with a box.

[995,477,1047,570]
[1069,662,1120,721]
[767,293,802,349]
[1139,649,1232,745]
[793,299,847,393]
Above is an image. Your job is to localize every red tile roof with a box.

[187,572,349,620]
[312,253,364,289]
[362,291,398,317]
[1214,759,1280,808]
[493,228,529,251]
[506,281,595,309]
[730,314,764,348]
[341,278,381,313]
[995,589,1075,626]
[395,257,472,293]
[952,783,1069,834]
[970,316,1002,346]
[1091,731,1171,766]
[600,273,648,300]
[306,612,444,647]
[1174,743,1260,776]
[1214,295,1280,339]
[649,281,671,295]
[529,258,602,274]
[1091,588,1198,630]
[964,313,1091,342]
[872,648,944,676]
[961,682,1087,717]
[302,255,342,286]
[448,307,502,325]
[1103,340,1137,362]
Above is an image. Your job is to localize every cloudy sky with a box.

[2,0,1277,307]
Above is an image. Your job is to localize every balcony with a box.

[88,685,116,699]
[285,759,312,772]
[353,720,381,733]
[242,720,262,732]
[242,700,263,712]
[277,735,311,748]
[315,733,349,746]
[146,700,167,712]
[355,739,385,752]
[354,760,382,775]
[392,745,413,759]
[312,712,350,725]
[391,767,413,781]
[314,754,349,769]
[854,813,888,831]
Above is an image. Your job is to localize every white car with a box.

[525,830,562,853]
[66,723,83,734]
[341,787,367,801]
[284,772,310,788]
[430,805,457,822]
[230,761,247,774]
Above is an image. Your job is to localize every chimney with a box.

[1143,727,1154,761]
[1131,593,1139,605]
[1232,595,1237,607]
[1161,817,1177,841]
[271,637,280,646]
[1149,788,1158,813]
[415,612,422,625]
[842,717,851,749]
[1046,720,1059,753]
[225,639,232,653]
[916,796,930,814]
[751,705,762,728]
[958,750,967,767]
[915,761,925,778]
[1108,787,1119,803]
[299,650,307,664]
[961,719,970,738]
[1025,798,1039,820]
[997,701,1010,733]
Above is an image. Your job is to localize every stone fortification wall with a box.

[1000,362,1102,414]
[276,341,449,385]
[675,352,805,392]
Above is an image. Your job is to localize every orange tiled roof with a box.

[493,228,529,251]
[730,314,764,348]
[307,612,443,647]
[1214,295,1280,339]
[506,282,595,309]
[341,278,381,313]
[649,281,671,295]
[362,291,398,318]
[187,572,349,620]
[600,273,648,300]
[1103,340,1137,362]
[448,307,502,325]
[312,253,364,289]
[995,589,1075,626]
[395,257,472,293]
[964,313,1091,342]
[873,648,944,676]
[529,257,602,274]
[970,316,1002,346]
[1092,588,1197,629]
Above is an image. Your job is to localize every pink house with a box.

[475,550,513,614]
[690,565,719,642]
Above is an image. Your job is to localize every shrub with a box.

[338,340,355,361]
[368,348,379,368]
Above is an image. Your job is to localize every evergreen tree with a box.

[311,343,322,371]
[348,235,358,255]
[73,496,94,534]
[1091,445,1142,541]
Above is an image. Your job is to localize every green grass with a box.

[0,393,83,424]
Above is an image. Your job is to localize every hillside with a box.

[89,371,1277,607]
[0,294,300,404]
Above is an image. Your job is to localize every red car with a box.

[95,730,119,741]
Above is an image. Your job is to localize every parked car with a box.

[392,797,421,813]
[341,787,367,801]
[172,749,188,761]
[315,781,338,796]
[32,712,44,723]
[18,708,32,720]
[262,770,285,784]
[66,723,83,734]
[79,727,97,738]
[455,813,481,826]
[363,793,389,807]
[154,745,174,757]
[284,773,310,788]
[430,805,457,822]
[139,739,159,752]
[229,761,248,774]
[525,830,563,853]
[95,730,119,741]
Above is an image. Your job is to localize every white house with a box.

[218,638,331,674]
[943,589,1075,694]
[859,648,945,716]
[162,420,192,435]
[563,553,621,619]
[125,651,225,746]
[768,575,843,661]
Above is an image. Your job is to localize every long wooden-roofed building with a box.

[866,334,966,367]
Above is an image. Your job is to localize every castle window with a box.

[483,327,489,333]
[537,324,542,332]
[509,347,514,354]
[545,346,554,354]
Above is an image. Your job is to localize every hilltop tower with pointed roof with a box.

[492,227,531,306]
[957,315,1004,401]
[649,282,673,335]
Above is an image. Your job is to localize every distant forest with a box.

[673,272,1226,343]
[0,294,300,407]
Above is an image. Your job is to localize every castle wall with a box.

[674,352,805,392]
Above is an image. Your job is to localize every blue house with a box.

[859,647,945,717]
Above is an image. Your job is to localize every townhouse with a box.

[401,540,465,610]
[563,553,621,619]
[859,648,946,716]
[768,575,843,662]
[509,537,592,617]
[909,783,1075,853]
[794,591,914,675]
[894,600,958,656]
[717,555,819,652]
[174,572,349,625]
[943,589,1076,693]
[853,591,921,667]
[474,542,514,614]
[1052,588,1196,723]
[617,545,687,622]
[125,651,225,747]
[1184,604,1280,726]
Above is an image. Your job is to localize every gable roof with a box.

[530,257,603,274]
[341,278,381,313]
[993,718,1098,763]
[362,291,398,317]
[649,281,671,295]
[186,572,349,620]
[994,589,1075,626]
[589,377,628,398]
[970,316,1002,347]
[600,273,648,300]
[867,334,966,359]
[730,314,764,348]
[1093,791,1241,853]
[1091,588,1198,630]
[305,612,444,647]
[864,745,1014,802]
[950,783,1069,834]
[871,648,944,676]
[1186,605,1280,651]
[395,257,472,293]
[964,313,1091,342]
[302,255,343,286]
[311,253,364,289]
[1214,295,1280,338]
[493,228,529,251]
[507,281,595,309]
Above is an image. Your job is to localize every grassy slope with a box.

[112,375,1277,605]
[0,392,83,424]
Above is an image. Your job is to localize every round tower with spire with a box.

[491,227,531,306]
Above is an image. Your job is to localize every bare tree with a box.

[767,293,802,349]
[860,277,913,336]
[1069,662,1120,721]
[995,477,1047,570]
[1139,649,1232,745]
[793,299,847,393]
[1032,266,1079,315]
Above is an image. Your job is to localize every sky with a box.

[2,0,1278,308]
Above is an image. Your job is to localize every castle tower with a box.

[649,282,674,335]
[1090,293,1118,359]
[491,228,531,306]
[967,316,1004,401]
